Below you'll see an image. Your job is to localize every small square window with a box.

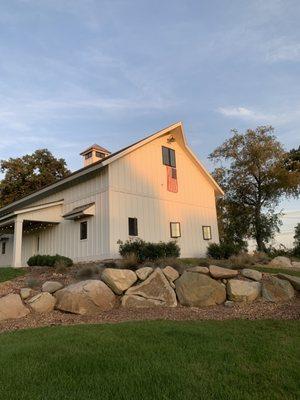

[80,221,88,240]
[96,151,105,158]
[85,152,93,160]
[128,218,138,236]
[202,226,212,240]
[170,222,181,238]
[1,242,6,255]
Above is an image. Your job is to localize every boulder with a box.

[42,281,64,294]
[262,276,295,302]
[54,280,116,315]
[28,292,56,313]
[209,265,238,279]
[136,267,153,281]
[101,268,137,294]
[269,256,293,269]
[125,268,177,307]
[227,280,261,302]
[241,269,262,282]
[122,295,164,308]
[175,272,226,307]
[20,288,32,300]
[162,266,179,282]
[277,274,300,291]
[186,266,209,275]
[0,294,30,321]
[292,261,300,269]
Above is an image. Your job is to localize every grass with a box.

[0,320,299,400]
[0,267,27,283]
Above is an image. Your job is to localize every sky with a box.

[0,0,299,242]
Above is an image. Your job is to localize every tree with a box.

[285,145,300,172]
[210,126,300,251]
[293,223,300,257]
[0,149,70,207]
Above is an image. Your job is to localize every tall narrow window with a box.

[1,242,6,255]
[80,221,88,240]
[170,222,181,238]
[128,217,138,236]
[202,226,212,240]
[37,236,40,253]
[162,146,176,167]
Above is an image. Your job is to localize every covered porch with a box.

[0,201,63,268]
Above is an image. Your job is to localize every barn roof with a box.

[0,122,223,218]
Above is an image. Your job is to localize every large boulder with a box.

[241,269,262,282]
[42,281,64,294]
[277,274,300,291]
[262,276,295,302]
[122,295,164,308]
[101,268,137,294]
[227,280,261,302]
[125,268,177,307]
[186,266,209,275]
[175,272,226,307]
[162,266,179,282]
[269,256,293,269]
[28,292,56,313]
[0,294,30,321]
[209,265,238,279]
[54,280,116,315]
[136,267,153,281]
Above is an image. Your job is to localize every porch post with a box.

[12,217,23,268]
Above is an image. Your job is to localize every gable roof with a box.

[0,122,223,217]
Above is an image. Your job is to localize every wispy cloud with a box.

[217,106,300,126]
[265,39,300,62]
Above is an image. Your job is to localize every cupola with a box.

[80,144,111,167]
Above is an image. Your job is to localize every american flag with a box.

[167,166,178,193]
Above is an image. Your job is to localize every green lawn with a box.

[0,320,299,400]
[0,267,27,282]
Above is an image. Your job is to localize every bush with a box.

[27,254,73,268]
[25,277,40,288]
[207,242,240,260]
[120,254,139,270]
[76,266,98,280]
[119,239,180,262]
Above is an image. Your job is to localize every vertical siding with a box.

[108,129,219,258]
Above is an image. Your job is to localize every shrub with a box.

[119,239,180,262]
[120,253,139,270]
[25,277,40,288]
[155,257,185,274]
[76,266,98,280]
[27,254,73,268]
[207,242,240,260]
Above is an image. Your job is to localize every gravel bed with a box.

[0,295,299,334]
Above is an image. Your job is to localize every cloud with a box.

[217,106,300,127]
[265,40,300,62]
[217,107,274,121]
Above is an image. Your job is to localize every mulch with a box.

[0,296,299,334]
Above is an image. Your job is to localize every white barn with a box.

[0,122,223,268]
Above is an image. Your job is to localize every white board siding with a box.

[0,168,110,266]
[108,131,219,258]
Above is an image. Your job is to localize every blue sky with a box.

[0,0,299,215]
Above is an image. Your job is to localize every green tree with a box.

[210,126,300,251]
[0,149,70,207]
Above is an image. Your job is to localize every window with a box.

[170,222,181,238]
[85,152,93,160]
[96,151,105,158]
[80,221,88,240]
[1,242,6,255]
[128,217,138,236]
[37,236,40,253]
[162,146,176,167]
[202,226,212,240]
